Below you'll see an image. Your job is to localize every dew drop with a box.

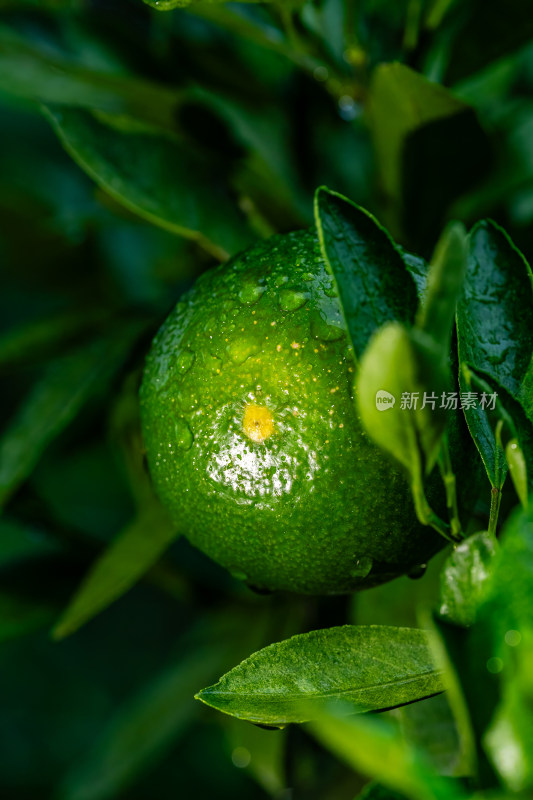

[279,289,308,312]
[408,563,427,580]
[203,353,223,373]
[174,418,193,451]
[227,338,260,365]
[349,556,373,579]
[238,282,266,305]
[176,349,195,375]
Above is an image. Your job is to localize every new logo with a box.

[375,390,396,410]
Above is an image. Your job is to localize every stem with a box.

[438,435,463,540]
[403,0,423,50]
[488,487,502,538]
[279,5,303,54]
[488,419,504,537]
[412,479,457,543]
[344,0,360,51]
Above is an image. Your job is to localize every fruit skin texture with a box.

[140,229,445,595]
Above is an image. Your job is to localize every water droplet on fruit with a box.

[408,563,427,580]
[176,349,195,375]
[227,339,260,365]
[203,353,223,373]
[238,281,266,305]
[349,556,373,578]
[310,311,345,342]
[279,289,308,312]
[174,418,193,450]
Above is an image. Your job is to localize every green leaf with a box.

[484,632,533,793]
[476,507,533,790]
[368,63,490,250]
[428,615,500,788]
[459,366,507,491]
[196,625,444,726]
[356,782,407,800]
[455,219,533,492]
[399,247,429,299]
[369,62,464,207]
[438,533,498,628]
[314,187,418,359]
[52,504,178,640]
[0,26,181,130]
[479,504,533,649]
[461,365,533,498]
[309,706,464,800]
[457,221,533,399]
[356,323,448,491]
[398,694,462,777]
[44,106,254,260]
[0,328,142,511]
[416,223,467,364]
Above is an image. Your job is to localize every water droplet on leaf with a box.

[310,312,345,342]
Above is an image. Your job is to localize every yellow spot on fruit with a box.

[242,404,275,443]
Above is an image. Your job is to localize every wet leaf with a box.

[44,106,253,260]
[438,533,498,628]
[457,221,533,399]
[196,625,443,726]
[461,365,533,497]
[314,187,418,359]
[416,223,467,364]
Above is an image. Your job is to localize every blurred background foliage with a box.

[1,1,533,798]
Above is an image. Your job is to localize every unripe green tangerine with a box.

[140,229,444,594]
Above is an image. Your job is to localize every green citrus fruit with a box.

[140,229,445,594]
